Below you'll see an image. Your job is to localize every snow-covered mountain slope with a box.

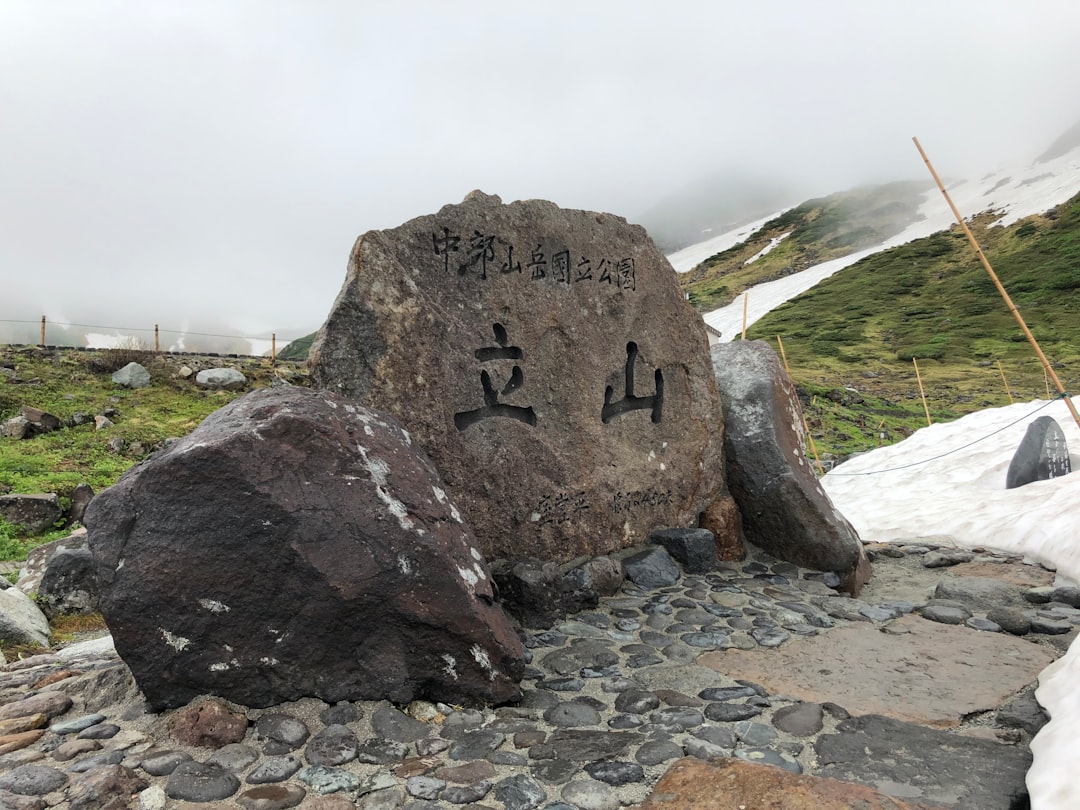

[670,147,1080,342]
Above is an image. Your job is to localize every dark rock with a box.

[319,703,362,726]
[0,764,68,795]
[922,550,975,568]
[36,547,99,619]
[19,406,61,435]
[206,743,260,772]
[771,703,824,736]
[253,713,310,752]
[635,740,684,766]
[918,604,972,625]
[614,689,660,714]
[308,192,726,563]
[544,730,641,761]
[650,528,718,573]
[164,761,241,802]
[0,494,63,536]
[996,692,1049,737]
[1006,415,1071,488]
[933,577,1021,612]
[236,783,307,810]
[447,730,504,760]
[704,702,762,722]
[491,557,563,629]
[815,713,1031,810]
[139,750,192,776]
[494,773,547,810]
[1029,616,1072,634]
[371,706,431,744]
[559,556,625,614]
[86,386,524,709]
[305,725,359,766]
[710,341,870,594]
[246,755,303,784]
[623,547,681,588]
[543,702,601,728]
[355,739,409,764]
[735,748,802,773]
[168,698,248,749]
[67,484,95,526]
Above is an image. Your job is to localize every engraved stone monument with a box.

[1005,415,1071,489]
[310,192,726,562]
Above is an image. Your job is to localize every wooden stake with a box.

[913,357,932,426]
[741,293,749,340]
[154,324,160,353]
[1045,366,1051,398]
[272,333,277,365]
[775,335,825,475]
[914,136,1080,429]
[39,316,45,347]
[996,360,1013,404]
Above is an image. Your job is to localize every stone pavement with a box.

[0,539,1074,809]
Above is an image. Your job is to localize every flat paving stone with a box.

[815,714,1032,809]
[698,613,1056,727]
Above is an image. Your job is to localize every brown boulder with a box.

[309,191,725,562]
[86,386,524,709]
[635,757,945,809]
[169,698,248,748]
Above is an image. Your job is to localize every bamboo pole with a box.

[1045,366,1052,399]
[741,293,749,340]
[271,333,277,365]
[997,360,1013,404]
[39,316,45,347]
[776,335,826,475]
[913,136,1080,429]
[912,357,932,426]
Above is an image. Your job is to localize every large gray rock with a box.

[0,493,63,535]
[710,341,869,594]
[0,584,51,648]
[194,368,247,390]
[1005,415,1071,489]
[111,362,151,389]
[309,191,725,563]
[86,386,524,710]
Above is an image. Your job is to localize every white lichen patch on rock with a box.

[470,644,498,681]
[433,486,464,522]
[358,445,421,534]
[458,566,479,589]
[198,598,231,614]
[441,653,459,681]
[160,629,191,652]
[398,554,415,575]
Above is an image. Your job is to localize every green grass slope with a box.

[742,192,1080,458]
[680,181,931,312]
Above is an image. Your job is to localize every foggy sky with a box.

[3,1,1080,341]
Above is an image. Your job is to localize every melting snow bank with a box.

[822,397,1080,809]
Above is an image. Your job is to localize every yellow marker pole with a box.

[1045,366,1051,399]
[741,293,749,340]
[913,357,932,426]
[913,136,1080,429]
[997,360,1013,404]
[154,324,160,354]
[39,316,46,347]
[776,335,826,475]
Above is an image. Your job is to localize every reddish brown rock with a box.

[87,387,524,709]
[309,192,725,562]
[0,692,72,722]
[0,730,45,755]
[698,493,743,561]
[634,757,945,809]
[698,613,1057,728]
[168,699,248,749]
[67,764,148,810]
[0,714,47,737]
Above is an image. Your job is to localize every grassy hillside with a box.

[737,191,1080,457]
[679,181,931,312]
[0,346,308,557]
